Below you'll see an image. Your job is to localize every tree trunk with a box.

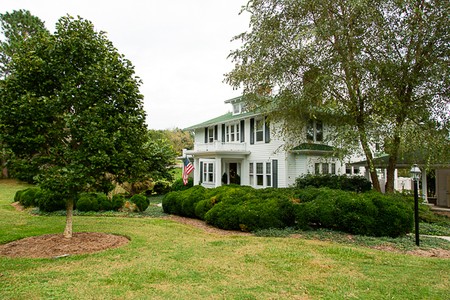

[357,125,381,192]
[63,198,74,238]
[385,132,402,193]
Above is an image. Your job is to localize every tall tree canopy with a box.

[226,0,449,192]
[0,14,150,237]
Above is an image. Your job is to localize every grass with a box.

[1,179,450,299]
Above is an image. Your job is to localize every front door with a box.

[229,163,240,185]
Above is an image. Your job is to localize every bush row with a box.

[14,188,150,212]
[162,185,414,237]
[295,174,372,193]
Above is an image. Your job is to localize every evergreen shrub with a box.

[171,178,193,191]
[111,194,126,211]
[153,180,172,195]
[294,188,413,237]
[130,194,150,212]
[295,174,372,192]
[76,193,100,212]
[36,189,66,212]
[16,187,41,207]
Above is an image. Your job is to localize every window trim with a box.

[201,161,215,184]
[249,161,273,188]
[307,120,323,143]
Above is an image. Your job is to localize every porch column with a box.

[215,157,222,188]
[193,157,200,186]
[421,169,428,203]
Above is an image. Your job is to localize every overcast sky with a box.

[2,0,250,129]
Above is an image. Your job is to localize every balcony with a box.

[186,141,250,156]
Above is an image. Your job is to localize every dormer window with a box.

[307,120,323,142]
[232,103,241,115]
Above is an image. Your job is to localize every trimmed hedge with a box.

[295,188,413,237]
[76,192,114,212]
[130,194,150,212]
[295,174,372,193]
[162,185,413,237]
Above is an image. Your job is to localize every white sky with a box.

[2,0,250,129]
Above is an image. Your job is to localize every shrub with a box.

[295,174,372,193]
[130,194,149,212]
[180,186,207,217]
[96,193,112,211]
[204,188,297,231]
[76,193,100,212]
[16,187,41,207]
[195,198,215,220]
[162,191,183,215]
[111,194,126,211]
[153,180,172,195]
[14,189,25,203]
[36,189,66,212]
[294,188,413,237]
[171,178,193,191]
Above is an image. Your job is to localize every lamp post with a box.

[410,164,421,246]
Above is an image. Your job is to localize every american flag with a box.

[182,156,194,185]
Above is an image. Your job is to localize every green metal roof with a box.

[184,110,257,130]
[291,143,334,152]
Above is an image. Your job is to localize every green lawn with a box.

[1,180,449,299]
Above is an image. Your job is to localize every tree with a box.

[0,15,149,238]
[0,10,48,178]
[226,0,449,193]
[0,9,47,78]
[149,128,194,156]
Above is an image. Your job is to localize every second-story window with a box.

[208,127,214,143]
[255,118,264,142]
[307,120,323,142]
[226,123,240,142]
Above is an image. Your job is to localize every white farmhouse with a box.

[184,96,450,209]
[184,96,355,189]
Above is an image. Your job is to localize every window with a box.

[249,162,254,185]
[256,163,264,186]
[266,162,272,187]
[315,162,336,175]
[208,127,214,143]
[233,103,241,115]
[202,162,214,183]
[249,161,273,187]
[226,123,240,142]
[255,119,264,142]
[322,163,329,174]
[307,120,323,142]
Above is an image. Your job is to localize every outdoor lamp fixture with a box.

[410,164,421,246]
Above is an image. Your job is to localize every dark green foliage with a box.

[76,192,112,212]
[162,191,183,215]
[36,189,66,212]
[295,174,372,193]
[161,185,413,237]
[170,177,193,191]
[153,180,171,195]
[194,198,215,220]
[130,194,149,212]
[111,194,125,211]
[15,187,40,207]
[76,193,99,212]
[295,188,413,237]
[180,186,207,218]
